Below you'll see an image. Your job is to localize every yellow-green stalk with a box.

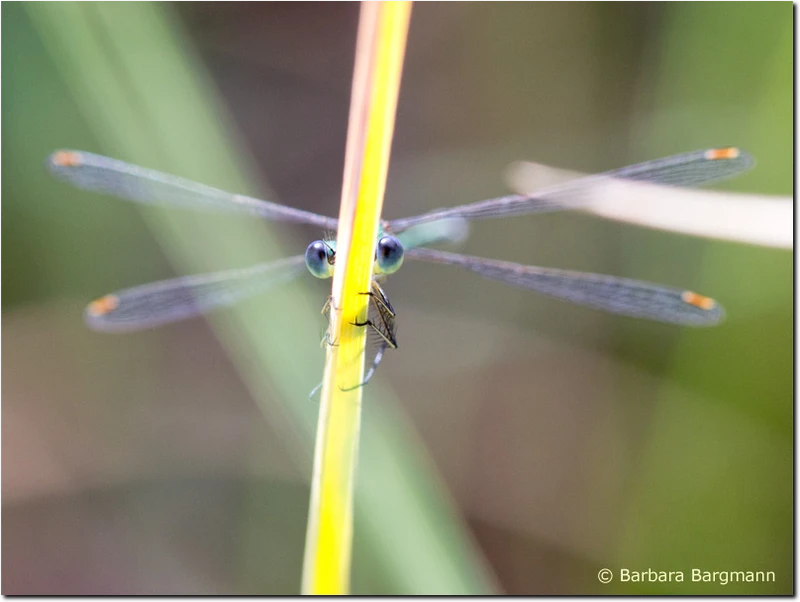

[301,1,412,595]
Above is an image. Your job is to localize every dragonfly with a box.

[47,146,753,388]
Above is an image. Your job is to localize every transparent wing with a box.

[48,150,339,230]
[406,248,724,326]
[84,255,307,333]
[387,147,753,232]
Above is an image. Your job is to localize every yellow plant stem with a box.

[302,1,411,595]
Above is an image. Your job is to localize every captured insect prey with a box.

[48,146,753,388]
[309,281,395,396]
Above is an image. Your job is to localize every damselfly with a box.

[47,147,752,387]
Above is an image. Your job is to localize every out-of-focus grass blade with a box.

[26,3,494,594]
[506,161,793,249]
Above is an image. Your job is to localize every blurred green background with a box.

[2,2,792,595]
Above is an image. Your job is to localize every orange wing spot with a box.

[682,291,716,311]
[87,295,119,316]
[51,150,83,167]
[704,147,740,161]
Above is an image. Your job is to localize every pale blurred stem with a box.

[301,2,411,595]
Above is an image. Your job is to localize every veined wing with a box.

[406,248,724,326]
[48,150,339,230]
[85,255,307,333]
[387,147,753,232]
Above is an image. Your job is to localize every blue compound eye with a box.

[375,235,404,275]
[305,240,334,279]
